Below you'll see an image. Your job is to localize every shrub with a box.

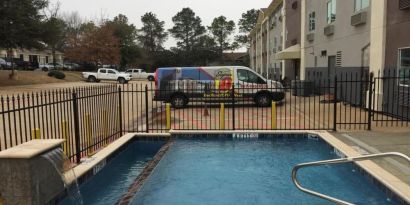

[48,70,66,79]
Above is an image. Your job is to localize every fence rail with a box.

[0,70,409,163]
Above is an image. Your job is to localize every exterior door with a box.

[327,56,336,94]
[328,56,336,78]
[107,70,117,80]
[99,69,108,79]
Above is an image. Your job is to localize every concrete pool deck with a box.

[332,130,410,187]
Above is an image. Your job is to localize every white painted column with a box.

[260,29,263,75]
[266,19,270,79]
[300,0,307,80]
[281,2,287,80]
[369,0,387,110]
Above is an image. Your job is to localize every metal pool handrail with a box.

[291,152,410,205]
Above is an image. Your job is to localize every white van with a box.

[154,66,285,108]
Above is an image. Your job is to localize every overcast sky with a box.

[52,0,271,51]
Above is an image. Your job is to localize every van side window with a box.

[108,70,116,74]
[100,69,107,74]
[237,69,248,82]
[238,69,266,84]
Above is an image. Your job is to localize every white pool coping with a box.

[63,130,410,203]
[64,133,171,184]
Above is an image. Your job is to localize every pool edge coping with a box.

[63,133,171,184]
[169,130,410,204]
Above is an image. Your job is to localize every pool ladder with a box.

[291,152,410,205]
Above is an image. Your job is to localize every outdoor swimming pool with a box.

[60,134,401,205]
[131,135,399,205]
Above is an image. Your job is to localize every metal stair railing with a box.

[291,152,410,205]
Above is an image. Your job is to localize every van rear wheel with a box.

[170,94,187,108]
[255,93,271,107]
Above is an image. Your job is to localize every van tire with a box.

[118,77,127,84]
[148,76,154,81]
[255,93,271,107]
[170,94,187,108]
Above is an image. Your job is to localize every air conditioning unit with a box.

[351,11,367,26]
[306,33,315,42]
[324,25,335,36]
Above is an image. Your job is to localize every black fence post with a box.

[232,86,235,130]
[118,86,123,135]
[333,75,338,131]
[145,85,149,133]
[72,91,81,164]
[367,72,374,131]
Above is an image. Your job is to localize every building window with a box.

[355,0,369,12]
[327,0,336,24]
[45,56,49,63]
[399,0,410,9]
[399,48,410,86]
[292,1,298,9]
[309,12,316,31]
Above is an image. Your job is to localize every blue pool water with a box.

[59,141,165,205]
[131,136,399,205]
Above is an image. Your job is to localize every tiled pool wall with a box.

[172,133,408,204]
[50,136,169,205]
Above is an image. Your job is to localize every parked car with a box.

[39,63,56,71]
[63,63,80,70]
[14,59,34,70]
[125,68,155,81]
[0,58,14,69]
[0,58,9,69]
[154,66,285,108]
[82,68,132,84]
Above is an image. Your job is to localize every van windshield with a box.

[237,69,266,84]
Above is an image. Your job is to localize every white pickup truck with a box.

[83,68,132,84]
[125,68,155,81]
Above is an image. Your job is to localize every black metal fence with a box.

[0,71,408,163]
[0,85,122,163]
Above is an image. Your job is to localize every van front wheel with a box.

[170,95,187,108]
[255,93,271,107]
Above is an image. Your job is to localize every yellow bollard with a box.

[166,103,171,130]
[32,128,40,139]
[220,103,225,130]
[271,101,277,129]
[84,114,93,155]
[61,121,69,154]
